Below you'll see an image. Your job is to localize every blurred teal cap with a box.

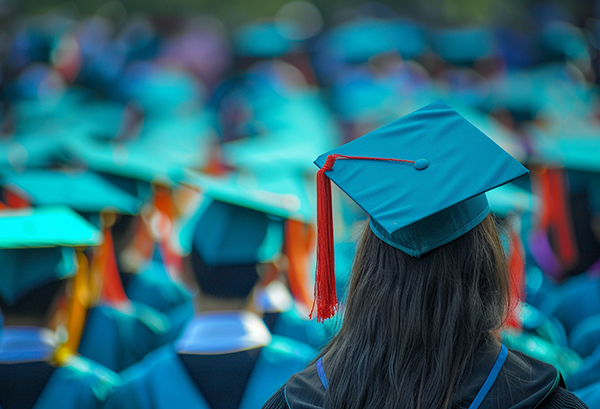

[485,71,546,121]
[175,168,314,256]
[531,132,600,173]
[233,20,301,58]
[0,206,103,304]
[187,169,314,222]
[190,198,283,266]
[540,21,590,61]
[1,169,140,214]
[327,18,424,63]
[430,27,496,64]
[487,183,538,217]
[121,66,205,115]
[0,136,63,171]
[0,206,104,248]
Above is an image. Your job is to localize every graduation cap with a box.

[530,132,600,173]
[430,27,497,65]
[119,65,205,115]
[326,18,412,64]
[487,184,538,218]
[1,169,140,215]
[64,113,215,189]
[233,20,301,58]
[179,188,286,300]
[312,100,529,321]
[0,206,103,304]
[176,170,305,262]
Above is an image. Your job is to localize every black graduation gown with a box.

[262,343,588,409]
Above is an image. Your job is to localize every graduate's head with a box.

[188,199,283,302]
[0,247,74,326]
[0,207,102,327]
[344,212,510,342]
[0,169,145,276]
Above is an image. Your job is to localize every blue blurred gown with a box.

[78,260,193,373]
[107,311,315,409]
[78,302,171,373]
[123,260,194,343]
[0,327,119,408]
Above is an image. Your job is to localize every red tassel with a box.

[310,154,416,322]
[311,155,338,322]
[505,227,525,330]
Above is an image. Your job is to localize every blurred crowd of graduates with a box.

[3,0,600,407]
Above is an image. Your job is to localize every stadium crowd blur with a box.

[2,0,600,407]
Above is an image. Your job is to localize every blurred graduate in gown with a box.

[107,182,315,409]
[0,207,119,408]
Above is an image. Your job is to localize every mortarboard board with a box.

[63,112,216,189]
[539,21,590,62]
[325,19,399,64]
[182,196,284,300]
[119,65,206,116]
[530,131,600,173]
[430,27,497,65]
[486,183,538,218]
[176,169,309,263]
[191,198,283,267]
[0,206,103,304]
[233,20,301,58]
[1,169,140,215]
[312,100,529,321]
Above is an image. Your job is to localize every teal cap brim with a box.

[370,194,490,257]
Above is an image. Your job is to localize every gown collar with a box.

[0,326,57,363]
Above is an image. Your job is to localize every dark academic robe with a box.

[106,336,315,409]
[263,342,588,409]
[123,261,194,343]
[78,303,170,373]
[0,355,119,409]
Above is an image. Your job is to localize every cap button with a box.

[414,159,429,170]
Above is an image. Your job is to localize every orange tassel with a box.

[285,220,316,311]
[100,228,129,305]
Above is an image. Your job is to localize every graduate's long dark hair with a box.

[319,214,510,409]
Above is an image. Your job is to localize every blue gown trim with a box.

[316,357,329,390]
[314,344,508,407]
[468,344,508,409]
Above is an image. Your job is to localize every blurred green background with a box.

[8,0,598,28]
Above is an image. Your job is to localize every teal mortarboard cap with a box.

[175,169,310,261]
[191,198,283,267]
[487,183,538,218]
[233,21,300,58]
[430,27,496,65]
[531,131,600,173]
[326,19,400,63]
[540,21,590,61]
[1,170,140,215]
[121,67,205,115]
[64,112,215,188]
[0,206,103,304]
[311,100,529,321]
